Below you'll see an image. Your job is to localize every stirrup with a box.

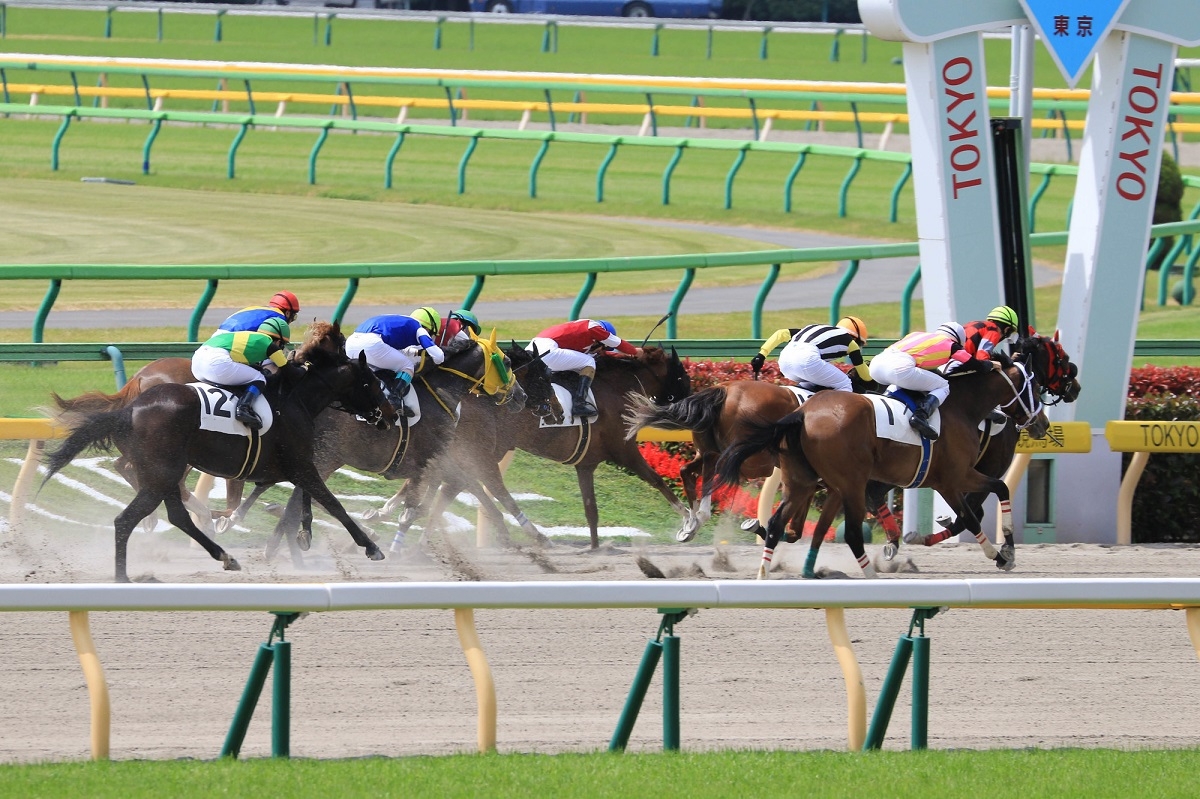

[235,406,263,430]
[909,416,938,441]
[572,402,597,417]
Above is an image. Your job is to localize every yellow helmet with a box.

[836,316,867,343]
[410,306,440,335]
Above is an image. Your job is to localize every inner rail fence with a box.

[4,219,1200,345]
[3,578,1200,760]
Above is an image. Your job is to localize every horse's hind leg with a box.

[163,493,240,573]
[113,489,165,583]
[840,498,877,579]
[675,453,707,542]
[803,490,838,579]
[866,481,902,560]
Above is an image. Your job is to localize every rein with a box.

[995,362,1044,430]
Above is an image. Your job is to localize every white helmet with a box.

[936,322,966,346]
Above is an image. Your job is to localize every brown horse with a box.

[51,322,346,534]
[366,345,692,549]
[713,359,1047,579]
[42,346,396,581]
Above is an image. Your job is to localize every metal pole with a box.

[910,635,930,750]
[221,643,274,758]
[662,634,680,750]
[863,635,913,749]
[609,639,663,751]
[271,641,291,758]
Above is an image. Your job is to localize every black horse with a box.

[42,347,397,582]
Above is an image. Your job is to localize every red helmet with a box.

[269,291,300,319]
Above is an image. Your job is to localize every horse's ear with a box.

[357,351,368,368]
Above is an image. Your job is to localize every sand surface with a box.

[3,524,1200,763]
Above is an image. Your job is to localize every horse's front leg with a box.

[215,481,273,535]
[866,480,902,560]
[295,472,383,561]
[838,493,877,579]
[363,488,405,522]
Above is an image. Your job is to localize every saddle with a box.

[542,376,598,427]
[188,383,275,436]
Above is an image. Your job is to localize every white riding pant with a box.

[868,350,950,404]
[345,332,417,377]
[778,341,852,392]
[528,337,595,373]
[191,345,264,387]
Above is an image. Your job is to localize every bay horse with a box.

[365,344,692,549]
[713,358,1046,579]
[50,322,347,534]
[257,329,530,557]
[42,345,396,582]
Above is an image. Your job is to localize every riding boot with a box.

[571,373,597,418]
[987,407,1008,425]
[908,393,940,441]
[389,371,416,417]
[235,383,264,430]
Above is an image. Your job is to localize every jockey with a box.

[216,291,300,346]
[527,319,642,417]
[345,313,446,413]
[868,322,993,441]
[191,319,289,430]
[751,316,872,393]
[962,305,1020,361]
[422,307,481,353]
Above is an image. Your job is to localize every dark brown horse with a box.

[366,344,692,549]
[42,346,396,581]
[713,359,1047,579]
[50,322,347,534]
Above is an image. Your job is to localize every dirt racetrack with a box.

[3,527,1200,763]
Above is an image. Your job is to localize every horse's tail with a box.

[51,378,144,417]
[41,409,132,491]
[713,409,807,489]
[623,386,727,441]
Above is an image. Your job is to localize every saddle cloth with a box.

[867,394,939,445]
[784,386,818,405]
[188,383,274,436]
[540,383,599,428]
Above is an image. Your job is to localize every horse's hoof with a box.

[675,527,696,543]
[362,507,381,521]
[214,517,231,535]
[223,555,242,572]
[366,545,385,561]
[902,530,922,545]
[882,542,898,561]
[297,530,312,552]
[263,502,283,518]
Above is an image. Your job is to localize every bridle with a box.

[995,362,1044,431]
[297,360,389,428]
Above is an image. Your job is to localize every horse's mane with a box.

[296,320,345,360]
[595,344,667,374]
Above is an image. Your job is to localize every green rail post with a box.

[705,25,712,59]
[645,92,657,136]
[462,275,485,310]
[838,155,863,217]
[529,138,550,198]
[830,27,841,61]
[900,265,921,335]
[333,277,359,325]
[272,640,291,758]
[50,114,72,171]
[1181,243,1200,305]
[1,4,6,39]
[384,131,405,189]
[596,142,619,203]
[324,13,336,46]
[569,273,597,320]
[759,26,771,60]
[889,162,912,223]
[863,636,913,750]
[724,148,747,210]
[911,635,930,750]
[220,643,274,758]
[221,613,301,760]
[157,8,163,42]
[610,609,690,752]
[458,135,479,194]
[661,144,684,206]
[1027,171,1053,234]
[188,280,219,342]
[544,89,557,131]
[434,16,444,50]
[104,6,113,38]
[141,117,162,175]
[309,126,329,185]
[782,151,807,213]
[104,345,127,389]
[312,13,318,46]
[864,608,938,750]
[469,17,474,50]
[747,97,760,140]
[751,264,781,339]
[849,101,863,148]
[214,9,225,43]
[33,280,61,344]
[227,122,249,179]
[666,269,694,338]
[444,86,458,126]
[651,23,662,56]
[829,259,858,323]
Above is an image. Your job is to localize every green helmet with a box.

[987,305,1019,330]
[410,306,440,335]
[450,309,481,336]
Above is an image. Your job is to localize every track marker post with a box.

[609,607,693,752]
[221,612,302,759]
[864,606,939,751]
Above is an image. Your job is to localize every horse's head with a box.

[507,340,564,424]
[302,347,398,429]
[447,328,526,412]
[296,320,346,360]
[1016,331,1081,405]
[639,345,691,405]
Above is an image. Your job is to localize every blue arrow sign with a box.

[1019,0,1131,87]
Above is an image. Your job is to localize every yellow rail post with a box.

[68,610,111,760]
[825,607,866,750]
[454,608,496,753]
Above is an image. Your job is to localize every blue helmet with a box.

[597,320,616,336]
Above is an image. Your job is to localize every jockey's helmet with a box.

[987,305,1019,331]
[597,320,617,336]
[450,309,481,336]
[836,315,868,343]
[260,316,290,343]
[936,322,966,346]
[410,307,441,335]
[269,291,301,321]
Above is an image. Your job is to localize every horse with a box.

[254,329,531,558]
[713,357,1047,579]
[365,344,692,549]
[50,321,347,534]
[41,345,396,582]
